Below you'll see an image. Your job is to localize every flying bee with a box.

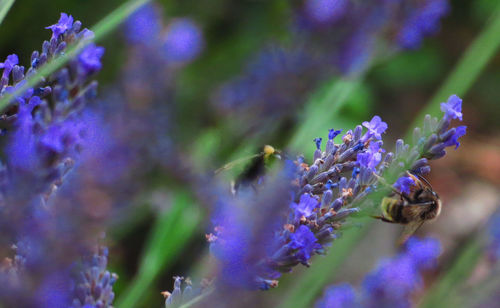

[215,145,282,193]
[373,172,442,244]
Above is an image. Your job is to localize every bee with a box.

[215,145,282,193]
[374,173,442,244]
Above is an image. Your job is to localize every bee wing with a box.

[214,153,262,174]
[398,221,425,245]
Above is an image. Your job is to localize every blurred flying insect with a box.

[215,145,283,192]
[373,173,442,245]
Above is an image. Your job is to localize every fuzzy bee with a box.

[374,173,442,244]
[215,145,282,193]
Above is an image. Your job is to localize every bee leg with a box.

[371,215,397,223]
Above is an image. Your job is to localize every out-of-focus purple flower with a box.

[209,170,291,290]
[362,237,442,307]
[405,236,442,269]
[78,43,105,75]
[338,31,376,74]
[125,4,162,45]
[0,12,109,307]
[213,47,323,133]
[394,176,415,195]
[304,0,349,25]
[363,255,420,308]
[36,272,73,308]
[46,13,74,39]
[317,237,442,308]
[162,18,204,64]
[162,276,208,307]
[362,116,388,140]
[397,0,450,49]
[487,210,500,261]
[71,246,117,308]
[315,283,356,308]
[440,94,463,121]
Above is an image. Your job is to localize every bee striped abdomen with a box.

[380,197,409,224]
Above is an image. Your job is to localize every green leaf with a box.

[0,0,150,111]
[0,0,15,26]
[115,190,202,308]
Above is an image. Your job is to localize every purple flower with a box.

[316,283,356,308]
[314,137,322,150]
[291,194,319,223]
[405,237,442,269]
[305,0,349,25]
[338,31,375,74]
[328,128,342,140]
[288,225,321,264]
[0,54,19,78]
[362,116,388,140]
[317,237,442,308]
[46,13,74,39]
[162,19,203,63]
[440,95,463,121]
[125,4,162,45]
[363,256,420,307]
[443,125,466,149]
[397,0,450,49]
[357,142,384,170]
[71,246,118,307]
[78,43,105,75]
[394,176,415,195]
[36,272,72,308]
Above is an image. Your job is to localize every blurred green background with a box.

[1,0,499,307]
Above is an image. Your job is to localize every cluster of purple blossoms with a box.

[316,237,442,308]
[0,13,116,306]
[203,95,466,293]
[125,3,204,65]
[51,2,207,229]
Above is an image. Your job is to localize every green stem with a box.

[418,239,483,308]
[0,0,150,111]
[0,0,15,26]
[277,219,372,308]
[115,190,202,308]
[288,78,361,152]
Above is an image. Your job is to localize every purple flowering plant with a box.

[0,1,499,308]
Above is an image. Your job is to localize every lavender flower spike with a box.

[71,246,118,308]
[163,276,208,307]
[316,237,442,308]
